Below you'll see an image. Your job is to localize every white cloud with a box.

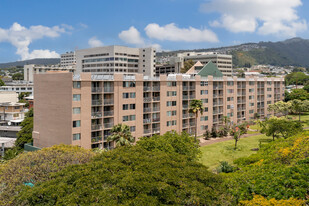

[118,26,145,46]
[0,22,69,60]
[201,0,307,37]
[88,36,104,47]
[144,23,219,43]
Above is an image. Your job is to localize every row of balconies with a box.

[144,128,160,134]
[143,86,160,92]
[143,107,160,113]
[183,86,196,91]
[91,111,114,118]
[143,118,160,124]
[143,97,160,102]
[92,99,114,106]
[182,95,196,100]
[91,87,114,93]
[91,122,114,131]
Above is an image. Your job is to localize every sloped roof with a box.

[186,61,203,74]
[197,61,223,77]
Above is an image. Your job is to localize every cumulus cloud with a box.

[144,23,219,43]
[201,0,307,37]
[118,26,145,46]
[88,36,104,47]
[0,22,69,60]
[118,26,162,51]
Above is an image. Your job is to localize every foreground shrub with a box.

[0,145,95,206]
[239,195,305,206]
[15,146,233,205]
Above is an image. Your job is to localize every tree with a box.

[137,131,200,161]
[258,117,303,140]
[287,89,309,100]
[289,99,309,121]
[18,92,30,101]
[107,124,135,147]
[12,72,24,80]
[189,99,204,140]
[285,72,309,85]
[0,145,95,206]
[15,146,232,205]
[0,78,4,86]
[180,60,194,73]
[14,108,33,151]
[267,101,291,117]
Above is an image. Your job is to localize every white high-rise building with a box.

[60,51,76,67]
[75,46,156,77]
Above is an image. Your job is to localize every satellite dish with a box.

[8,122,11,126]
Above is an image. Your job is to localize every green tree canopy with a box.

[286,89,309,100]
[12,72,24,80]
[289,99,309,121]
[0,78,5,86]
[189,99,204,140]
[15,146,232,205]
[107,124,135,147]
[14,108,33,151]
[0,145,95,206]
[267,101,291,116]
[285,72,309,85]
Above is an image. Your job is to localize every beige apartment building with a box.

[32,71,284,150]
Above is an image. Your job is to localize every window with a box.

[227,89,233,94]
[267,88,272,91]
[249,89,254,93]
[123,104,129,110]
[73,81,81,88]
[73,94,81,101]
[130,104,136,109]
[249,103,254,106]
[249,81,255,85]
[249,95,254,100]
[167,120,177,126]
[227,105,231,109]
[123,115,136,122]
[200,116,208,121]
[130,126,136,132]
[227,81,234,86]
[267,101,272,104]
[73,107,81,114]
[267,94,272,98]
[267,81,272,85]
[167,101,176,106]
[123,92,136,98]
[123,81,136,88]
[167,91,177,96]
[167,81,177,87]
[167,111,177,116]
[227,97,234,101]
[249,110,254,114]
[201,125,208,130]
[204,107,208,112]
[200,81,208,86]
[14,106,20,109]
[202,99,208,103]
[73,120,81,128]
[73,133,81,141]
[200,90,208,95]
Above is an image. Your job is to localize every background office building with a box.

[32,71,284,150]
[60,51,76,67]
[75,46,156,77]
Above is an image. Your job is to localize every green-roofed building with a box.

[197,61,223,77]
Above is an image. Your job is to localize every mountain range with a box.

[0,58,60,69]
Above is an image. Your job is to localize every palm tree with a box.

[107,124,135,147]
[189,99,204,141]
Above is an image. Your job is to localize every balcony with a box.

[143,108,152,113]
[189,86,195,90]
[213,102,223,106]
[152,118,160,123]
[104,100,114,105]
[213,86,223,90]
[143,97,152,102]
[104,122,114,128]
[213,110,223,114]
[183,104,189,109]
[183,95,189,100]
[152,86,160,91]
[92,100,102,106]
[104,111,114,116]
[183,123,188,128]
[153,128,160,133]
[104,87,114,93]
[189,95,195,99]
[91,112,102,118]
[153,97,160,101]
[237,100,245,104]
[91,124,102,130]
[183,86,189,91]
[213,94,223,98]
[144,129,151,134]
[189,113,195,118]
[183,113,189,118]
[91,136,102,142]
[237,107,245,111]
[153,107,160,112]
[92,87,102,93]
[143,86,151,92]
[189,122,195,127]
[237,92,246,96]
[143,118,151,124]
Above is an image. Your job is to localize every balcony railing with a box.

[91,124,102,130]
[104,100,114,105]
[183,104,189,109]
[92,87,102,93]
[91,136,102,142]
[143,97,152,102]
[144,129,151,134]
[183,113,189,118]
[152,128,160,133]
[189,86,195,90]
[104,111,114,116]
[91,112,102,118]
[153,107,160,112]
[143,118,151,124]
[92,100,102,106]
[143,86,151,91]
[153,97,160,101]
[143,108,151,113]
[152,118,160,122]
[104,122,114,128]
[189,113,195,118]
[183,123,188,128]
[237,107,246,111]
[183,86,189,91]
[213,86,223,90]
[189,95,195,99]
[213,94,223,98]
[104,87,114,93]
[152,86,160,91]
[189,122,195,127]
[183,95,189,100]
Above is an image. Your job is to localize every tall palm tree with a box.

[189,99,204,141]
[107,124,135,147]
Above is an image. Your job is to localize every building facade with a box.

[0,82,33,95]
[60,51,76,67]
[155,64,176,76]
[24,64,75,82]
[33,72,284,149]
[0,102,27,126]
[75,46,156,77]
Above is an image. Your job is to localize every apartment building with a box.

[170,52,233,76]
[61,51,76,67]
[155,64,176,76]
[32,71,284,149]
[0,102,27,126]
[0,81,33,95]
[24,64,75,82]
[75,46,156,77]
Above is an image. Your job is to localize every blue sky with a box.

[0,0,308,62]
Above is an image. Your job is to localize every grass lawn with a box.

[287,112,309,127]
[199,134,271,171]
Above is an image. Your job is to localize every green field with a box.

[199,134,271,171]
